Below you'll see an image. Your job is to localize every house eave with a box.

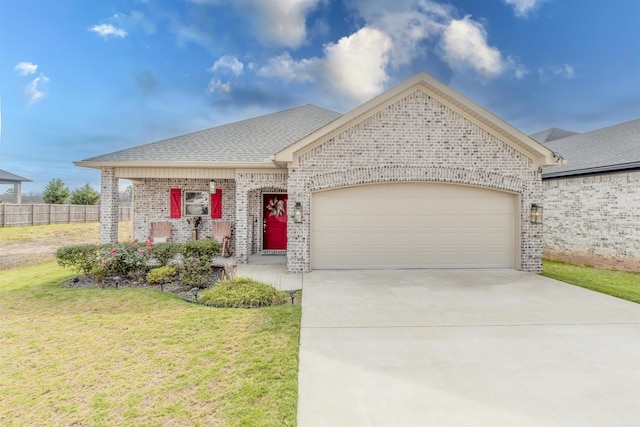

[542,162,640,179]
[74,160,282,170]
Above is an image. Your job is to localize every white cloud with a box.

[502,0,545,18]
[259,27,392,103]
[14,62,38,76]
[258,52,320,82]
[210,56,245,76]
[90,24,128,38]
[235,0,321,48]
[441,16,510,79]
[206,78,231,95]
[25,73,49,104]
[323,28,393,102]
[539,64,576,82]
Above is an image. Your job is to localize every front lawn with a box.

[0,261,301,426]
[542,260,640,304]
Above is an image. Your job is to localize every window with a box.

[184,191,209,216]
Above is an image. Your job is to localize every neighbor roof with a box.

[76,104,341,167]
[0,169,32,183]
[530,127,579,143]
[537,118,640,178]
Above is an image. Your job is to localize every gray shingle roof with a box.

[0,169,32,183]
[80,104,342,164]
[536,119,640,178]
[530,127,579,143]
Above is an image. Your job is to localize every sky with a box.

[1,0,639,194]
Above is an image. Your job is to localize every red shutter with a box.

[170,188,181,218]
[210,189,222,219]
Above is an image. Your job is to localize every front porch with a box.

[99,168,294,270]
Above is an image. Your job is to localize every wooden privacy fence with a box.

[0,204,131,227]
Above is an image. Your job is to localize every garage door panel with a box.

[311,182,516,269]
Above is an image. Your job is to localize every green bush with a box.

[90,264,109,284]
[147,266,176,284]
[99,241,151,277]
[149,242,181,266]
[199,277,287,308]
[180,239,220,261]
[179,258,213,288]
[55,244,99,275]
[178,239,221,288]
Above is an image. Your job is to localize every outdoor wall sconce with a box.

[530,203,543,224]
[293,202,303,223]
[209,180,217,194]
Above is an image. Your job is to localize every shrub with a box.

[147,266,176,284]
[178,239,221,288]
[199,277,287,308]
[180,239,220,260]
[99,240,151,277]
[90,264,109,284]
[149,242,181,266]
[55,244,99,275]
[179,258,214,288]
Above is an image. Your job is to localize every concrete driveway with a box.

[297,269,640,426]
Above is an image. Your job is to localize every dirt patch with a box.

[0,222,132,270]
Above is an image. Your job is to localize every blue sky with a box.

[2,0,639,194]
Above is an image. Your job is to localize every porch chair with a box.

[149,221,172,244]
[212,221,233,257]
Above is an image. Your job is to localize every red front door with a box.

[263,193,288,250]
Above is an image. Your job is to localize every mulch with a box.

[60,267,225,302]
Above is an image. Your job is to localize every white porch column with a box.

[13,183,22,204]
[235,177,250,264]
[100,168,119,243]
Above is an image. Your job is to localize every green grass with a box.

[0,261,301,426]
[542,260,640,304]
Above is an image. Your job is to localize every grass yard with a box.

[542,260,640,304]
[0,261,301,426]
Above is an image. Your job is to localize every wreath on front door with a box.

[266,197,286,217]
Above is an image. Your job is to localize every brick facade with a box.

[234,172,288,263]
[100,167,119,243]
[287,89,544,273]
[543,171,640,272]
[132,178,236,247]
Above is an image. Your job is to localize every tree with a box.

[69,183,101,205]
[42,179,70,204]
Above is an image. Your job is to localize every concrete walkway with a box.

[297,269,640,426]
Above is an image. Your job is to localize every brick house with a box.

[76,72,562,273]
[532,119,640,272]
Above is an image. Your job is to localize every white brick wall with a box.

[287,89,544,272]
[543,171,640,271]
[234,172,288,263]
[100,168,119,243]
[132,178,236,247]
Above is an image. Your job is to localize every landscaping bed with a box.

[60,267,225,302]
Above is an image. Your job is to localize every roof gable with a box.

[540,118,640,178]
[76,105,341,168]
[274,72,563,169]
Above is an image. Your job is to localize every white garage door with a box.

[311,182,517,269]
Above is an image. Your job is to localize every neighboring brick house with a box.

[532,119,640,272]
[76,72,561,273]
